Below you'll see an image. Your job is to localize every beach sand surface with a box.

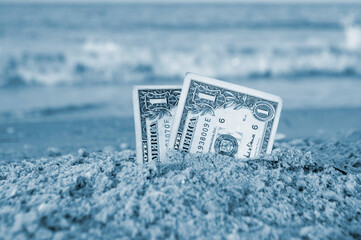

[0,108,360,239]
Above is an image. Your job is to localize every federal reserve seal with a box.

[214,134,238,157]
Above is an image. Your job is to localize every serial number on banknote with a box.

[169,73,282,159]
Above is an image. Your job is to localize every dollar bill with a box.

[133,85,181,163]
[169,73,282,159]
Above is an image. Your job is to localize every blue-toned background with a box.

[1,2,361,161]
[1,2,361,239]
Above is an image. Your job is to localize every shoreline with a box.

[0,107,360,163]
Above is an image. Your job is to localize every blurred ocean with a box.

[1,3,361,121]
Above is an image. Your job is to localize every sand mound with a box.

[0,132,360,239]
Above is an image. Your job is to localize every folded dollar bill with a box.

[169,73,282,159]
[133,85,181,163]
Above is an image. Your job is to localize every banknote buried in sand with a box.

[133,73,282,163]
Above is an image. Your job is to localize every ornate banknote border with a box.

[174,80,278,155]
[138,88,181,162]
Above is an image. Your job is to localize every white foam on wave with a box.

[83,40,121,53]
[344,24,361,51]
[3,53,72,87]
[16,67,72,86]
[342,15,361,51]
[79,40,155,82]
[2,33,361,88]
[81,40,123,80]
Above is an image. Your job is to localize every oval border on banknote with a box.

[252,101,276,122]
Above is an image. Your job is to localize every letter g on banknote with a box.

[169,73,282,159]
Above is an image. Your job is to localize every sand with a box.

[0,130,360,239]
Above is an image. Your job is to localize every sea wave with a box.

[0,103,103,121]
[1,25,361,87]
[1,3,360,33]
[64,20,342,32]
